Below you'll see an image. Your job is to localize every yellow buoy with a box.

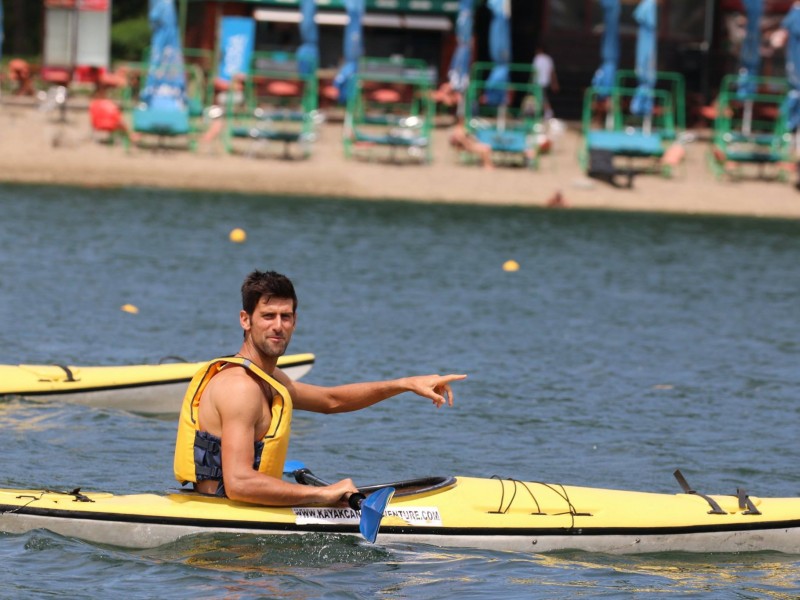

[121,304,139,314]
[229,228,247,243]
[502,260,520,272]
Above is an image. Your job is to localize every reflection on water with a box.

[141,532,389,573]
[0,397,70,432]
[530,551,800,597]
[137,533,396,599]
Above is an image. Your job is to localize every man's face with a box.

[242,296,296,358]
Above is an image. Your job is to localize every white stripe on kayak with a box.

[293,506,443,527]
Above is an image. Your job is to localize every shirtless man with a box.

[174,270,466,506]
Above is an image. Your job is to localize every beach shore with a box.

[1,98,799,219]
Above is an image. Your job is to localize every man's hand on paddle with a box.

[320,479,360,506]
[404,374,467,408]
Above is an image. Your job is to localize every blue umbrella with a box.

[484,0,511,107]
[333,0,364,104]
[297,0,319,79]
[630,0,657,118]
[736,0,763,99]
[781,4,800,131]
[448,0,473,93]
[591,0,620,98]
[140,0,186,110]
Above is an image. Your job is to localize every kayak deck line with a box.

[490,471,769,521]
[488,477,593,521]
[5,377,198,397]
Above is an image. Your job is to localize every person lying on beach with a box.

[449,118,494,170]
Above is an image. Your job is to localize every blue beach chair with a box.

[463,62,544,169]
[580,85,676,185]
[224,51,320,160]
[708,74,792,181]
[343,57,436,164]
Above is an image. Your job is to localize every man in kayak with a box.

[175,269,466,506]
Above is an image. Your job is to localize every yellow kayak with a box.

[0,353,315,414]
[1,469,798,554]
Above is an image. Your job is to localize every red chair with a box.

[89,99,125,144]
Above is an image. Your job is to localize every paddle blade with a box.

[283,460,307,475]
[359,487,395,543]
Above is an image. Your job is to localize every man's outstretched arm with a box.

[287,373,467,414]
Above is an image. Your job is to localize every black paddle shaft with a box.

[294,467,366,511]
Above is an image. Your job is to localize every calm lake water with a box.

[1,183,800,597]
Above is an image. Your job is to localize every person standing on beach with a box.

[174,270,466,506]
[532,44,559,121]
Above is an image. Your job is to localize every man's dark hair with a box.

[241,270,298,314]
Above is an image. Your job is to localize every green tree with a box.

[112,0,149,62]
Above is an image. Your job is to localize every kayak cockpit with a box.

[358,476,456,498]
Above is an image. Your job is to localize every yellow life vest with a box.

[173,357,292,487]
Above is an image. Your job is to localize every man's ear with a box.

[240,310,250,331]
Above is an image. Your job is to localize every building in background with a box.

[0,1,786,122]
[179,0,473,80]
[43,0,111,82]
[541,0,797,121]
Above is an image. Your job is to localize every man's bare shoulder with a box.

[198,366,265,434]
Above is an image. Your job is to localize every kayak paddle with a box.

[283,460,395,543]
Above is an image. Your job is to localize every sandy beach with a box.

[1,97,799,219]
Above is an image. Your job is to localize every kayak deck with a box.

[2,475,800,553]
[0,353,315,414]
